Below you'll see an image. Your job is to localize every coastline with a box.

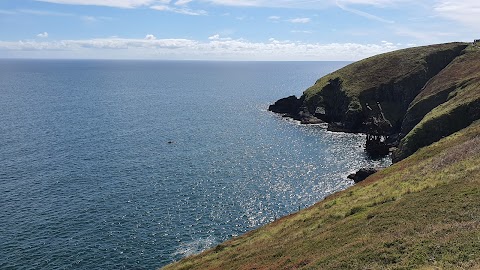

[162,42,480,270]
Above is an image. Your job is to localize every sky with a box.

[0,0,478,60]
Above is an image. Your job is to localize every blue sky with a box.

[0,0,478,60]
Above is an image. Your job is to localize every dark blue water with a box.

[0,60,390,269]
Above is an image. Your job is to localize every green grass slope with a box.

[162,120,480,270]
[393,45,480,162]
[302,43,467,130]
[401,45,480,136]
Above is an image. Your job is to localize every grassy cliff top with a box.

[395,77,480,161]
[410,45,480,109]
[303,42,467,101]
[163,120,480,270]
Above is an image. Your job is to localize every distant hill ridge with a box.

[162,42,480,270]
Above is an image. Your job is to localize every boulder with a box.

[348,168,378,183]
[268,95,301,116]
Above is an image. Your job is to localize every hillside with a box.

[393,45,480,161]
[162,42,480,269]
[163,120,480,270]
[270,42,467,133]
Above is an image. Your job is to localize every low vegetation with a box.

[393,45,480,161]
[163,121,480,270]
[301,42,467,131]
[401,45,480,136]
[162,42,480,270]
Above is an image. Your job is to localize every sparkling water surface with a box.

[0,60,390,269]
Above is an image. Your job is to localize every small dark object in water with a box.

[167,141,174,144]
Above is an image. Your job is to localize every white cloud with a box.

[393,25,456,43]
[82,15,97,22]
[0,37,402,61]
[0,9,18,15]
[18,9,74,16]
[34,0,156,8]
[37,32,49,38]
[175,0,192,5]
[288,18,311,23]
[291,30,313,34]
[208,34,232,40]
[434,0,480,30]
[151,5,207,15]
[208,34,220,40]
[268,15,281,20]
[335,1,394,23]
[30,0,416,10]
[203,0,409,9]
[145,34,157,40]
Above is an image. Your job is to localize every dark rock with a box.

[268,95,301,115]
[269,96,323,124]
[298,110,323,124]
[347,168,379,183]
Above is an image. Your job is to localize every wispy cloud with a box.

[34,0,156,8]
[151,5,207,15]
[335,1,394,23]
[291,30,313,34]
[0,36,401,61]
[288,17,311,24]
[14,8,112,23]
[393,25,456,42]
[37,32,49,38]
[202,0,408,9]
[175,0,193,5]
[18,9,74,16]
[145,34,157,40]
[0,9,17,15]
[434,0,480,30]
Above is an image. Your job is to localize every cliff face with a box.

[393,79,480,161]
[400,47,480,136]
[269,42,475,159]
[300,42,467,133]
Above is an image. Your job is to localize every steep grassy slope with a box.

[162,121,480,270]
[401,45,480,136]
[393,46,480,161]
[301,43,467,131]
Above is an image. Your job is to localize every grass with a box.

[162,120,480,270]
[300,42,467,127]
[401,45,480,135]
[303,43,466,100]
[395,76,480,161]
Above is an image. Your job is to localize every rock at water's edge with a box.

[268,95,301,116]
[269,96,323,124]
[348,168,379,183]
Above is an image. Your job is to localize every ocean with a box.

[0,60,390,269]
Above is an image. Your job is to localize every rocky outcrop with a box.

[268,95,322,124]
[392,46,480,162]
[348,168,379,183]
[400,48,480,137]
[270,42,469,158]
[268,95,301,116]
[392,79,480,162]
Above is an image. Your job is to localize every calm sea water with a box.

[0,60,390,269]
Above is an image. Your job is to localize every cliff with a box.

[269,43,480,159]
[162,42,480,269]
[393,46,480,161]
